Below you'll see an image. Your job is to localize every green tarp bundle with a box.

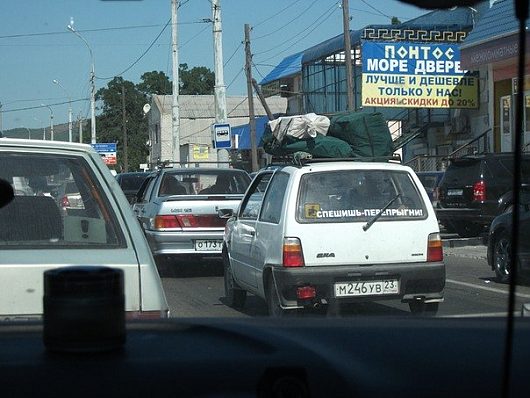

[327,111,394,158]
[262,111,393,159]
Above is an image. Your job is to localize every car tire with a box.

[223,252,246,309]
[453,221,483,238]
[493,231,512,284]
[409,301,439,315]
[267,276,297,317]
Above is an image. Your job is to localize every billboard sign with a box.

[91,143,117,165]
[361,41,478,109]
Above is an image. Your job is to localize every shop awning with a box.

[231,115,272,149]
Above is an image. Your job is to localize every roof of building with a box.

[461,0,529,49]
[259,52,303,86]
[152,95,287,118]
[301,7,476,64]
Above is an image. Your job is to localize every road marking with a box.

[446,278,530,299]
[441,312,514,318]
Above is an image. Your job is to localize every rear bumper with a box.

[435,208,494,225]
[145,229,224,257]
[271,261,445,308]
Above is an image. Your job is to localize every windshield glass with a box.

[297,170,426,223]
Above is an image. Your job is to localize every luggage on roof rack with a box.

[262,111,394,160]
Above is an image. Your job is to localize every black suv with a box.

[436,153,530,238]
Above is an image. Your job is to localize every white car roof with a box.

[0,138,96,154]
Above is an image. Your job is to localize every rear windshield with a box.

[159,170,250,196]
[297,170,427,223]
[417,173,442,190]
[0,152,125,248]
[442,159,482,185]
[117,173,149,191]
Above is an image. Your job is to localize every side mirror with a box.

[218,208,234,219]
[0,178,14,209]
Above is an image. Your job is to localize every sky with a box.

[0,0,427,132]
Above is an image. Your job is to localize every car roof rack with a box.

[270,153,402,167]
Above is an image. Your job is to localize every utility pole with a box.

[78,114,83,143]
[252,78,273,120]
[122,84,129,172]
[171,0,180,164]
[0,102,3,136]
[244,24,258,172]
[212,0,229,168]
[342,0,355,111]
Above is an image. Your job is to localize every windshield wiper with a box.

[362,193,401,232]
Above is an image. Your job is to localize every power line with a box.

[0,21,209,40]
[253,0,304,29]
[255,3,339,61]
[253,0,320,41]
[254,2,338,56]
[224,42,243,67]
[226,68,244,89]
[252,62,266,80]
[180,23,211,49]
[96,18,171,80]
[358,0,392,20]
[1,98,90,113]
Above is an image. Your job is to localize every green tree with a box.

[391,16,401,25]
[95,77,148,171]
[179,63,215,95]
[137,70,172,96]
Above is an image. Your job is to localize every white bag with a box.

[268,113,330,143]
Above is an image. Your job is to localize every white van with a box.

[222,160,445,316]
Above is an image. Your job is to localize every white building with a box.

[148,95,287,166]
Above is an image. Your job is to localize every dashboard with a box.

[1,317,529,397]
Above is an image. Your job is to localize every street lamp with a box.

[33,116,46,140]
[52,79,72,142]
[41,104,54,141]
[67,20,96,144]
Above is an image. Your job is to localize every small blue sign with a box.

[213,123,231,149]
[91,143,117,153]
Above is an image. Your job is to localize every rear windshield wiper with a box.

[363,193,401,232]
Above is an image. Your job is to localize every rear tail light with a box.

[427,233,443,262]
[60,195,70,208]
[282,237,305,267]
[473,180,486,202]
[154,215,180,229]
[126,310,169,320]
[297,285,316,300]
[154,214,226,230]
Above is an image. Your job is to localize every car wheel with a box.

[266,276,297,317]
[453,221,483,238]
[409,301,439,315]
[223,252,246,309]
[493,232,512,284]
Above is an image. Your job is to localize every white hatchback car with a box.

[0,139,169,320]
[222,159,445,316]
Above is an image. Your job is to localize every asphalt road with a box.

[159,243,530,318]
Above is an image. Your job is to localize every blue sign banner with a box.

[362,42,466,76]
[91,143,117,153]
